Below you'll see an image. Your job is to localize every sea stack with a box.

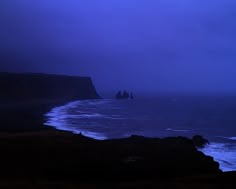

[116,90,134,99]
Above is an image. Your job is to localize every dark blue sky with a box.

[1,0,236,95]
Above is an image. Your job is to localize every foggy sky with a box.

[1,0,236,95]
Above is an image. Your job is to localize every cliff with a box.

[0,73,229,188]
[0,72,100,132]
[0,72,100,102]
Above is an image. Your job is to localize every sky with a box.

[1,0,236,95]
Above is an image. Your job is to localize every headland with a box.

[0,72,235,188]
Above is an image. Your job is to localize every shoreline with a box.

[0,99,86,132]
[44,98,236,172]
[1,99,236,188]
[2,98,235,172]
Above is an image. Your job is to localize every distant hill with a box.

[0,72,100,102]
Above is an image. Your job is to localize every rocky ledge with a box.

[0,132,221,181]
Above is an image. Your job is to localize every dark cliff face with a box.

[0,72,100,102]
[0,72,100,132]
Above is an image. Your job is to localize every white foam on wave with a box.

[44,100,107,140]
[227,137,236,140]
[73,130,107,140]
[45,116,107,140]
[200,143,236,172]
[76,113,105,118]
[215,136,236,141]
[45,120,107,140]
[44,98,236,171]
[166,128,190,132]
[104,116,128,120]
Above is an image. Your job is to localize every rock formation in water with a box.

[0,72,100,102]
[116,91,123,99]
[116,90,134,99]
[130,92,134,99]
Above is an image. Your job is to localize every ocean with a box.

[45,96,236,172]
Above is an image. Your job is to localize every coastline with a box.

[0,73,236,188]
[0,99,75,132]
[1,100,236,188]
[44,98,236,172]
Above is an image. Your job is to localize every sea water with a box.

[45,96,236,171]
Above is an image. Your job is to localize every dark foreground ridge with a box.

[0,132,221,180]
[0,132,236,188]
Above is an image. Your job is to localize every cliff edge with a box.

[0,72,100,132]
[0,72,100,102]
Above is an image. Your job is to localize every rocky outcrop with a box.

[116,90,134,99]
[0,72,100,102]
[0,133,221,180]
[192,135,209,148]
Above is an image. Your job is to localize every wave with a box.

[215,136,236,141]
[227,137,236,141]
[200,142,236,172]
[45,98,236,171]
[166,128,190,132]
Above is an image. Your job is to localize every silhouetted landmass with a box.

[0,133,220,180]
[0,131,236,189]
[116,90,133,99]
[0,72,100,132]
[192,135,210,148]
[0,72,100,102]
[0,72,236,188]
[130,92,134,99]
[116,91,123,99]
[0,132,235,188]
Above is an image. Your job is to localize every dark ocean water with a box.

[45,97,236,171]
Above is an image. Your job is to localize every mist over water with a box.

[1,0,236,95]
[45,96,236,171]
[2,0,236,174]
